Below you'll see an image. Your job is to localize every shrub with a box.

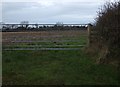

[94,1,120,63]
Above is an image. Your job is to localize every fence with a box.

[87,24,98,47]
[2,28,87,50]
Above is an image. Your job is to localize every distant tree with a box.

[20,21,29,29]
[55,22,63,27]
[35,24,38,29]
[0,22,5,30]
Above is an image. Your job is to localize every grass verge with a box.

[2,50,119,85]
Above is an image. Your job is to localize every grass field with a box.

[2,50,119,85]
[2,30,119,85]
[2,30,87,49]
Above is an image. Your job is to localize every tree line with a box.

[1,22,87,31]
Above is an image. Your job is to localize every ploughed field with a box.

[2,30,87,50]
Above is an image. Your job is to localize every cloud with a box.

[2,0,105,3]
[2,0,108,23]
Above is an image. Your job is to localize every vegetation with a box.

[2,29,119,85]
[2,50,119,85]
[2,0,120,85]
[2,30,87,50]
[90,1,120,64]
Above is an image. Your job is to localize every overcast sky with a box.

[1,0,115,24]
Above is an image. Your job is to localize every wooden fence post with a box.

[87,23,92,47]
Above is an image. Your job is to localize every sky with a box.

[1,0,115,24]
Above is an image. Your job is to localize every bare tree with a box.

[55,22,63,27]
[0,22,5,30]
[20,21,29,29]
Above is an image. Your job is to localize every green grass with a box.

[2,32,119,85]
[2,50,119,85]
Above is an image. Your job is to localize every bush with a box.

[94,1,120,63]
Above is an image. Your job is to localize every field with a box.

[2,30,119,85]
[2,30,87,50]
